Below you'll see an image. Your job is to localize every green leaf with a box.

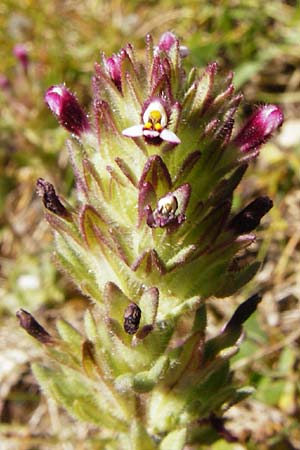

[164,296,202,322]
[130,420,157,450]
[133,355,169,393]
[32,363,130,428]
[138,287,159,326]
[216,261,261,297]
[230,386,255,405]
[159,428,187,450]
[104,282,130,324]
[84,309,98,342]
[164,332,204,387]
[82,339,98,377]
[56,319,82,353]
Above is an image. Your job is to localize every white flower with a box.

[122,100,181,145]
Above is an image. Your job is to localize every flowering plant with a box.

[18,32,283,448]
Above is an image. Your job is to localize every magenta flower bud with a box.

[235,105,283,152]
[157,31,189,57]
[45,85,90,136]
[158,32,177,52]
[104,54,122,91]
[13,44,29,73]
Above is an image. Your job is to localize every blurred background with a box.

[0,1,300,449]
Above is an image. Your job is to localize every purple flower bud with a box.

[158,32,177,52]
[13,44,29,73]
[104,54,122,91]
[45,85,90,136]
[157,31,189,58]
[16,309,54,344]
[228,196,273,234]
[235,105,283,152]
[36,178,70,218]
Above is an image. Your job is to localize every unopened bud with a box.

[157,31,189,57]
[158,32,177,51]
[16,309,53,344]
[228,196,273,234]
[45,85,90,136]
[235,105,283,152]
[36,178,70,218]
[104,54,122,91]
[224,293,262,333]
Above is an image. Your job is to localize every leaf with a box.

[204,294,261,361]
[33,363,131,427]
[82,339,98,377]
[104,281,130,324]
[165,245,196,271]
[138,155,172,199]
[131,249,166,275]
[159,428,187,450]
[56,319,82,353]
[216,261,261,297]
[209,164,248,206]
[183,62,217,121]
[84,309,98,342]
[165,332,204,387]
[173,151,201,185]
[54,233,102,301]
[164,296,202,321]
[133,355,169,393]
[130,420,157,450]
[138,287,159,326]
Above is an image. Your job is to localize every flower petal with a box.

[160,128,181,144]
[143,100,168,128]
[122,124,144,137]
[143,129,160,138]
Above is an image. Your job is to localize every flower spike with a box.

[32,32,283,449]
